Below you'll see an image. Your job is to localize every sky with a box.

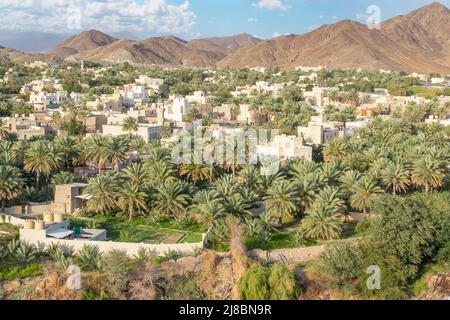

[0,0,449,52]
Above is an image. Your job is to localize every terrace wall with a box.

[20,228,205,257]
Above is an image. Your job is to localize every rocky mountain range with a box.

[0,2,449,73]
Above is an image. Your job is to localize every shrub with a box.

[0,263,43,281]
[240,264,298,300]
[119,230,130,242]
[0,246,8,261]
[76,245,102,271]
[164,276,206,300]
[163,249,181,261]
[14,243,37,264]
[290,228,309,246]
[319,242,366,288]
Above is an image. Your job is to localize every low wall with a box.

[249,237,366,265]
[3,203,52,216]
[2,214,26,227]
[20,228,204,257]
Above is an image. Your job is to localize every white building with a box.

[164,97,191,123]
[186,91,207,105]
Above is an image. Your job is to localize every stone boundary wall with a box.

[19,228,205,257]
[249,237,366,265]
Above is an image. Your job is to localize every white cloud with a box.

[252,0,289,11]
[0,0,196,36]
[319,15,324,19]
[248,17,258,23]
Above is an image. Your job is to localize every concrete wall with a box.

[20,228,205,257]
[3,203,51,216]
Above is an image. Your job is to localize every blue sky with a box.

[189,0,450,39]
[0,0,448,52]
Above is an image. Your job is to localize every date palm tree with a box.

[315,186,345,214]
[122,117,139,140]
[338,170,361,197]
[153,181,190,217]
[179,163,211,184]
[412,155,446,193]
[381,159,411,195]
[0,165,24,212]
[0,119,9,139]
[55,136,80,169]
[24,140,60,188]
[323,139,348,162]
[117,181,147,220]
[123,162,149,186]
[146,161,176,187]
[84,172,120,214]
[51,171,76,185]
[84,134,108,173]
[302,203,342,240]
[105,136,128,170]
[350,176,383,215]
[264,180,298,224]
[190,190,224,227]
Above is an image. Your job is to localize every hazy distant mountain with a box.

[0,46,47,64]
[0,31,67,53]
[0,3,449,73]
[219,2,450,73]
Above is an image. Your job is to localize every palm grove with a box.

[0,64,449,299]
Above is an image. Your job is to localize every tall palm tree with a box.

[51,171,76,185]
[315,186,345,213]
[190,190,224,227]
[11,140,29,168]
[153,181,190,217]
[105,136,128,170]
[0,119,9,139]
[323,139,348,162]
[179,163,211,184]
[412,155,446,193]
[84,172,120,214]
[238,165,260,190]
[122,117,139,140]
[295,173,324,214]
[350,176,383,215]
[381,159,411,195]
[222,193,252,220]
[338,170,361,197]
[84,134,108,173]
[264,180,298,223]
[302,203,342,240]
[24,140,60,188]
[117,181,147,220]
[55,136,79,170]
[123,162,149,186]
[146,161,176,186]
[0,165,24,211]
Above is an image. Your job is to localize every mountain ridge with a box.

[0,2,449,73]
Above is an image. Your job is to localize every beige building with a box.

[298,114,343,145]
[256,134,313,162]
[102,124,162,142]
[52,183,89,214]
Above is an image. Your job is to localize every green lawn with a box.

[67,215,206,244]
